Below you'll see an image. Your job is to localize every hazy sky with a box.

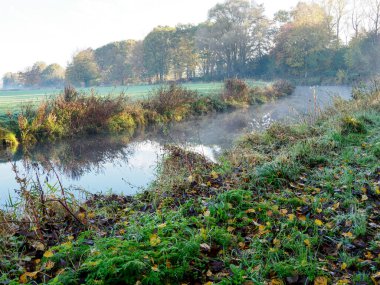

[0,0,299,80]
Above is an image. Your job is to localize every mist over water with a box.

[0,86,352,204]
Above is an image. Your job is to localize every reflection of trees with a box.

[18,134,136,180]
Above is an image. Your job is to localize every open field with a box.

[0,81,268,114]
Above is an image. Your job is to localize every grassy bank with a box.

[0,85,379,284]
[0,79,293,147]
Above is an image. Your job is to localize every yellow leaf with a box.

[151,264,159,272]
[314,276,328,285]
[19,274,28,284]
[166,260,171,269]
[204,210,210,217]
[245,208,256,214]
[68,236,74,241]
[45,260,55,270]
[206,269,213,277]
[342,232,353,238]
[204,282,214,285]
[316,208,322,213]
[336,279,350,285]
[280,209,288,215]
[288,214,295,221]
[158,223,166,229]
[371,272,380,285]
[304,239,311,247]
[315,219,323,226]
[341,262,347,270]
[149,234,161,247]
[210,171,218,179]
[361,195,368,201]
[77,212,86,221]
[270,278,284,285]
[273,238,281,248]
[375,186,380,195]
[298,215,307,221]
[20,271,39,283]
[365,251,374,259]
[87,212,96,219]
[32,241,45,251]
[227,226,235,232]
[43,250,54,258]
[187,175,194,182]
[332,203,340,210]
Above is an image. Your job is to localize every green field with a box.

[0,81,268,114]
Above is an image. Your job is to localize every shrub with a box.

[222,78,250,103]
[271,80,295,97]
[145,84,198,116]
[0,127,18,147]
[340,116,367,135]
[107,112,136,133]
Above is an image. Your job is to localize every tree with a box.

[66,49,100,87]
[366,0,380,35]
[94,40,137,85]
[204,0,270,78]
[171,24,199,80]
[143,26,175,82]
[22,61,47,87]
[273,2,332,78]
[2,72,22,89]
[41,63,65,87]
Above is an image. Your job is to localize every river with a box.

[0,86,352,205]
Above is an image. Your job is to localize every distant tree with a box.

[23,61,47,87]
[143,26,175,82]
[2,72,22,89]
[41,63,65,87]
[130,41,147,82]
[197,0,271,78]
[273,2,332,78]
[345,32,380,78]
[66,49,100,87]
[171,24,199,80]
[94,40,137,85]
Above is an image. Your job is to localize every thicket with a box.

[0,79,294,148]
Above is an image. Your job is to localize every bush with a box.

[145,84,198,116]
[0,127,18,147]
[271,80,295,97]
[340,116,367,135]
[222,78,250,103]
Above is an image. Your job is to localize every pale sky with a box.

[0,0,299,82]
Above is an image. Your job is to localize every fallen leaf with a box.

[304,239,311,247]
[43,251,54,258]
[315,219,323,226]
[45,260,55,270]
[245,208,256,214]
[149,234,161,247]
[314,276,328,285]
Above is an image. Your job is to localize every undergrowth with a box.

[1,86,380,284]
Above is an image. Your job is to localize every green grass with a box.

[0,81,268,114]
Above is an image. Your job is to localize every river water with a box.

[0,86,352,205]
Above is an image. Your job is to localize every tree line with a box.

[3,0,380,89]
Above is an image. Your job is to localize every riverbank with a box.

[0,79,293,148]
[0,85,379,284]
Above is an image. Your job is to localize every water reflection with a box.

[0,86,352,203]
